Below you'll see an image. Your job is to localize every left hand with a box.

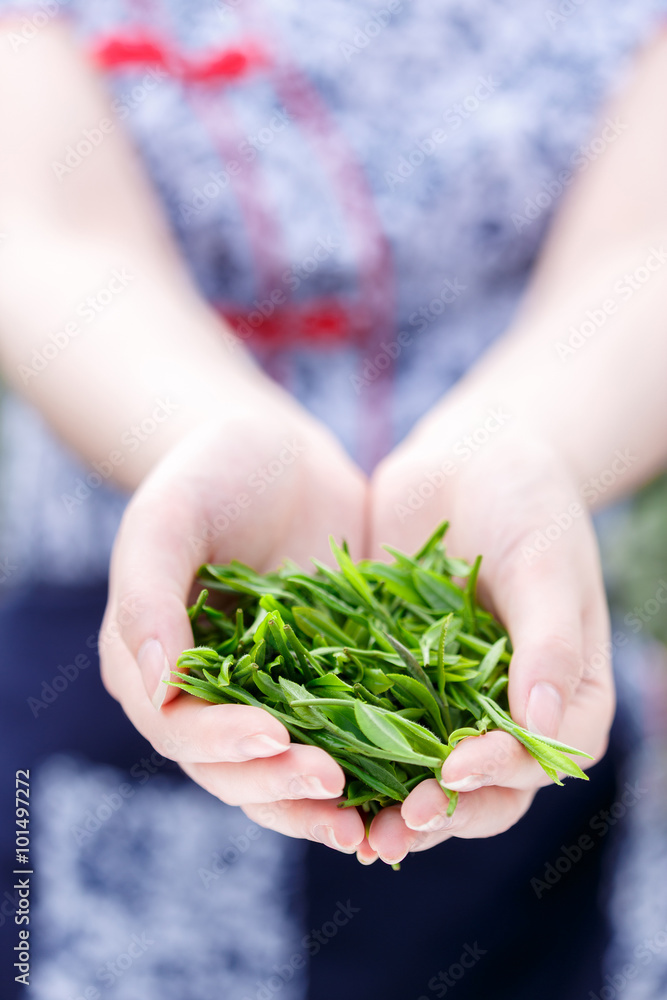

[357,414,615,866]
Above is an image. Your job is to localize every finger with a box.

[356,837,379,866]
[103,477,208,710]
[180,744,346,805]
[546,671,614,763]
[367,806,442,865]
[439,730,554,793]
[365,784,531,863]
[401,780,534,841]
[368,783,535,863]
[369,445,437,558]
[100,632,291,760]
[367,804,455,865]
[493,551,589,738]
[242,798,365,853]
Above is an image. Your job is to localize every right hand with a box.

[100,393,368,854]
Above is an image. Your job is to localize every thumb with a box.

[102,480,205,711]
[495,557,586,739]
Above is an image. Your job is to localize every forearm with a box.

[414,30,667,506]
[0,227,269,489]
[439,242,667,504]
[0,21,276,489]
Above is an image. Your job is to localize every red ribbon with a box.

[90,33,270,83]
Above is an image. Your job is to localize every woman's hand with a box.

[362,414,615,865]
[100,395,368,855]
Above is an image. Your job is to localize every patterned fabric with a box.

[603,642,667,1000]
[31,755,307,1000]
[2,4,667,999]
[1,0,667,583]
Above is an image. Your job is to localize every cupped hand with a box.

[362,416,614,865]
[100,393,368,855]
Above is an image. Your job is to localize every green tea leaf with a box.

[412,567,464,611]
[462,555,482,632]
[354,703,442,766]
[471,637,507,690]
[329,537,388,619]
[169,525,591,828]
[292,607,351,646]
[187,588,209,622]
[414,520,450,561]
[335,753,409,802]
[385,673,446,738]
[448,727,482,747]
[359,562,423,605]
[307,674,356,699]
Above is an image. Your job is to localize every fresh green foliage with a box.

[603,472,667,647]
[169,522,591,815]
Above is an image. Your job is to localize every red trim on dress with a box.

[90,33,270,82]
[88,14,396,467]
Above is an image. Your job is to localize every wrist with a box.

[118,357,296,491]
[396,392,582,508]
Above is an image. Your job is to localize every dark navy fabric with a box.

[0,583,634,999]
[0,583,180,997]
[306,734,629,1000]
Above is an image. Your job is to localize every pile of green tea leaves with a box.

[170,522,590,816]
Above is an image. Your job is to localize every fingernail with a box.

[526,682,563,738]
[441,774,490,792]
[236,734,289,759]
[137,638,171,711]
[406,812,453,834]
[288,775,339,799]
[356,851,378,866]
[312,825,357,854]
[377,852,407,866]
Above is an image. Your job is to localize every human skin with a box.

[1,21,667,864]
